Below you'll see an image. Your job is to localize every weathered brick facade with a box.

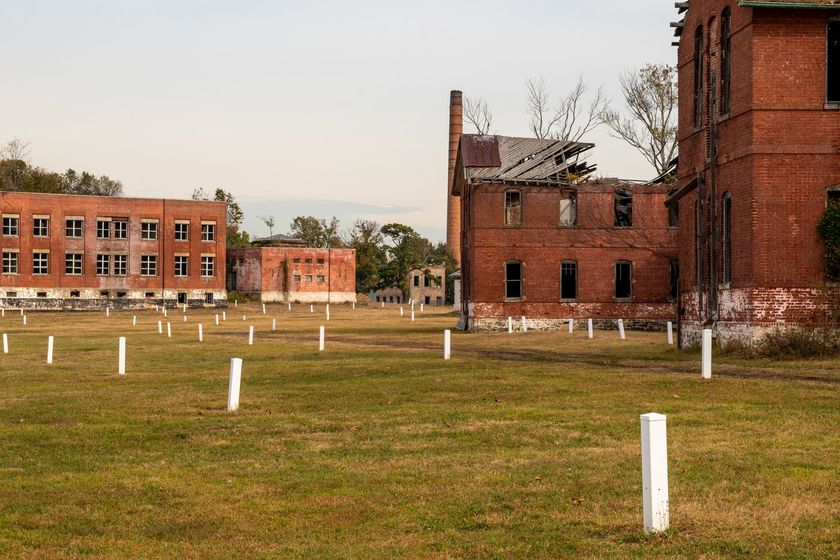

[671,0,840,346]
[226,247,356,304]
[371,266,446,305]
[0,192,227,309]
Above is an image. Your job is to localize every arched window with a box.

[720,7,732,115]
[504,260,523,300]
[694,26,704,128]
[722,192,732,284]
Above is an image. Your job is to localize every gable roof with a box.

[739,0,840,6]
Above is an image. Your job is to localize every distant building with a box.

[226,243,356,303]
[371,266,446,305]
[0,191,227,309]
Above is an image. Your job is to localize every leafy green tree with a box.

[0,159,122,196]
[348,219,386,293]
[289,216,344,248]
[378,223,441,301]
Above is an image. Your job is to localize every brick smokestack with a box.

[447,90,463,266]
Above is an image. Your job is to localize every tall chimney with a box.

[447,90,463,266]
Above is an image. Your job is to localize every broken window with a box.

[829,21,840,103]
[424,276,431,287]
[70,290,80,298]
[694,26,704,128]
[668,190,679,227]
[560,261,577,300]
[504,190,522,226]
[722,192,732,284]
[177,293,187,304]
[720,8,732,115]
[505,261,523,299]
[669,259,679,301]
[614,189,633,227]
[615,261,632,300]
[559,191,577,226]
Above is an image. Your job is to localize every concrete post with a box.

[411,309,415,322]
[248,325,254,345]
[2,333,7,354]
[568,319,574,334]
[22,315,26,326]
[198,323,203,342]
[262,303,266,314]
[352,302,355,310]
[588,319,594,339]
[420,303,424,313]
[167,322,171,338]
[319,326,325,352]
[183,315,187,322]
[288,303,292,311]
[381,301,384,308]
[640,413,669,533]
[326,305,330,322]
[271,318,276,332]
[235,300,238,307]
[158,320,162,334]
[163,308,167,317]
[521,316,527,333]
[183,304,187,313]
[223,311,227,321]
[215,314,219,326]
[310,304,314,313]
[444,329,451,360]
[132,315,136,326]
[118,337,126,375]
[702,329,712,379]
[47,336,54,364]
[508,316,513,334]
[667,322,674,346]
[227,358,242,412]
[618,319,626,340]
[106,307,110,317]
[400,307,404,317]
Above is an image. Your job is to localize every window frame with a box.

[2,250,19,274]
[614,189,633,228]
[174,254,189,277]
[33,217,50,238]
[2,215,20,237]
[112,219,128,239]
[141,220,159,241]
[32,251,49,275]
[65,218,84,238]
[614,260,633,301]
[720,7,732,117]
[201,222,216,242]
[96,219,111,239]
[65,252,83,276]
[140,254,158,276]
[201,255,215,277]
[113,254,128,276]
[174,221,190,242]
[560,260,578,301]
[96,253,110,276]
[504,260,523,301]
[559,191,577,227]
[504,189,523,226]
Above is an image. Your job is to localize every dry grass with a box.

[0,304,838,559]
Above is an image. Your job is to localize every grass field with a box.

[0,303,839,559]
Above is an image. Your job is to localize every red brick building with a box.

[227,241,356,304]
[669,0,840,346]
[0,191,227,309]
[452,133,679,331]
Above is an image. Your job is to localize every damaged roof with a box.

[452,135,595,194]
[738,0,840,6]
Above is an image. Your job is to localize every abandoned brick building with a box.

[371,266,446,305]
[0,191,227,309]
[227,235,356,304]
[669,0,840,346]
[450,124,679,331]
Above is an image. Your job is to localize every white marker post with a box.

[310,304,314,313]
[411,309,415,322]
[215,314,219,326]
[227,358,242,412]
[421,303,424,313]
[400,307,404,317]
[118,337,126,375]
[158,320,163,334]
[381,301,384,308]
[588,318,594,339]
[640,413,669,534]
[667,321,674,346]
[163,308,167,317]
[167,322,171,338]
[22,315,26,326]
[47,336,54,364]
[248,325,254,345]
[508,316,513,334]
[568,319,574,334]
[183,304,187,313]
[352,302,355,310]
[319,326,325,352]
[106,307,110,317]
[235,300,238,307]
[702,329,712,379]
[183,315,187,322]
[444,329,451,360]
[618,319,626,340]
[262,303,266,315]
[198,323,204,342]
[2,333,7,354]
[132,315,136,326]
[288,303,292,311]
[271,318,276,332]
[521,316,527,333]
[223,311,227,321]
[326,304,330,322]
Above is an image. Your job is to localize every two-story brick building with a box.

[371,266,446,306]
[0,191,227,309]
[668,0,840,346]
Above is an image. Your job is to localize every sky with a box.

[1,0,677,243]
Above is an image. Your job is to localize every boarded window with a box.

[669,259,679,300]
[560,261,577,300]
[720,8,731,115]
[615,261,632,300]
[614,189,633,227]
[829,21,840,103]
[504,190,522,225]
[722,193,732,284]
[505,261,522,299]
[559,192,577,226]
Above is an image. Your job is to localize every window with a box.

[694,26,704,128]
[5,291,17,297]
[720,8,732,115]
[2,216,19,236]
[66,219,83,238]
[292,258,301,264]
[413,275,420,287]
[505,261,523,299]
[174,255,189,277]
[424,276,431,287]
[145,292,155,298]
[2,251,18,274]
[317,258,325,265]
[33,217,49,237]
[722,193,732,284]
[100,291,110,298]
[33,252,49,275]
[668,190,679,227]
[96,254,110,275]
[175,222,189,241]
[70,290,80,298]
[504,190,522,225]
[141,221,158,240]
[205,292,214,304]
[293,274,301,282]
[560,261,577,300]
[65,253,83,275]
[317,275,325,283]
[559,191,577,226]
[140,255,157,276]
[614,189,633,227]
[113,254,127,276]
[829,21,840,103]
[113,220,128,239]
[36,291,47,298]
[305,274,313,282]
[201,256,215,277]
[615,261,632,300]
[96,219,111,239]
[201,222,216,241]
[177,293,187,304]
[117,291,127,298]
[305,258,313,265]
[828,186,840,205]
[669,259,679,301]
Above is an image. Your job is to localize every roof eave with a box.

[738,1,840,8]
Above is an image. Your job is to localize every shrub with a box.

[817,202,840,281]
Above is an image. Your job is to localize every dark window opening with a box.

[205,292,214,304]
[413,276,419,287]
[145,292,155,298]
[505,261,523,299]
[615,261,632,300]
[100,291,110,298]
[424,296,431,305]
[424,276,430,287]
[614,189,633,227]
[669,259,679,301]
[828,187,840,205]
[504,190,522,225]
[70,290,80,298]
[722,193,732,284]
[721,8,732,115]
[829,21,840,103]
[694,26,704,127]
[177,292,187,304]
[36,291,47,298]
[561,261,577,300]
[668,190,679,227]
[117,291,127,298]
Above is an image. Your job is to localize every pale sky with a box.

[1,0,676,242]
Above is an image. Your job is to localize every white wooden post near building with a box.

[118,337,126,375]
[443,329,451,360]
[588,319,594,339]
[227,358,242,412]
[47,336,54,364]
[640,412,670,533]
[702,329,712,379]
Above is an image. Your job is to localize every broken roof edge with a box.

[738,0,840,7]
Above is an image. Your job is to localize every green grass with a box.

[0,304,839,559]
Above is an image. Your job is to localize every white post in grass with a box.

[167,322,171,338]
[667,321,674,346]
[118,337,126,375]
[444,329,451,360]
[520,316,527,333]
[262,303,266,315]
[588,319,594,339]
[242,315,246,321]
[640,413,669,534]
[22,315,26,326]
[235,300,238,308]
[702,329,712,379]
[223,311,227,321]
[183,303,187,313]
[215,314,219,326]
[271,318,276,332]
[618,319,626,340]
[198,323,203,342]
[352,302,355,310]
[319,325,325,352]
[227,358,242,412]
[2,333,7,354]
[248,325,254,345]
[508,316,513,334]
[381,301,384,308]
[157,320,162,334]
[132,315,136,326]
[288,303,292,311]
[163,308,167,317]
[19,308,23,316]
[1,308,4,317]
[106,307,110,317]
[183,315,187,322]
[310,304,314,313]
[400,307,404,317]
[326,304,330,322]
[568,319,574,334]
[411,308,415,322]
[47,336,54,364]
[421,303,424,313]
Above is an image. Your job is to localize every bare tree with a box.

[0,137,31,162]
[601,64,678,177]
[463,96,493,135]
[257,215,276,237]
[525,76,606,142]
